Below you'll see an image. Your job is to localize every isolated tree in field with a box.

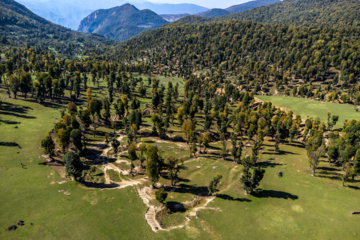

[41,135,55,157]
[208,173,223,195]
[62,152,83,181]
[146,145,160,186]
[165,155,180,186]
[306,137,325,176]
[111,138,120,156]
[240,158,265,195]
[155,188,167,205]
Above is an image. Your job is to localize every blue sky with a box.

[149,0,250,8]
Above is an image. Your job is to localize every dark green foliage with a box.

[240,159,265,194]
[70,129,82,152]
[62,152,83,181]
[208,174,223,194]
[41,135,55,156]
[111,138,120,156]
[155,188,168,204]
[146,145,161,185]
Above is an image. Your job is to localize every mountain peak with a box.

[78,3,168,41]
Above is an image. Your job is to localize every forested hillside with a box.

[178,0,360,27]
[114,20,360,103]
[0,0,116,57]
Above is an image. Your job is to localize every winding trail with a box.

[85,131,221,232]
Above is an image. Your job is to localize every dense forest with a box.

[178,0,360,28]
[113,21,360,104]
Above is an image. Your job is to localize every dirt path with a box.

[137,187,164,232]
[136,186,221,232]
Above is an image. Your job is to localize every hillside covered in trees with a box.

[178,0,360,28]
[114,21,360,105]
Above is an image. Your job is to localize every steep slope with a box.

[179,0,360,28]
[78,4,168,41]
[197,9,230,18]
[226,0,281,14]
[0,0,116,56]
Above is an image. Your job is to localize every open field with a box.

[1,77,360,240]
[256,95,360,128]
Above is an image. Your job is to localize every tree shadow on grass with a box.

[215,194,252,202]
[166,201,187,213]
[348,185,360,190]
[0,142,21,148]
[262,149,298,155]
[252,189,299,200]
[318,166,338,172]
[317,171,342,181]
[173,183,209,196]
[256,161,284,168]
[0,111,36,119]
[82,181,120,189]
[0,119,21,124]
[285,142,305,148]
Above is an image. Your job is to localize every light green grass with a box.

[256,95,360,127]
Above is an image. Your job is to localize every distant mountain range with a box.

[194,0,281,18]
[0,0,116,56]
[17,0,208,30]
[78,4,168,42]
[77,0,283,41]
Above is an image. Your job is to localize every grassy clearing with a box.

[106,169,121,182]
[256,95,360,127]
